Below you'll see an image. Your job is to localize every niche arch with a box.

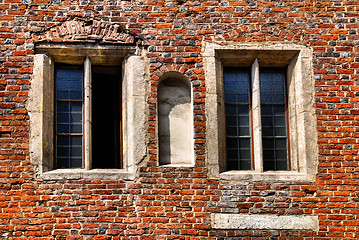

[157,71,194,166]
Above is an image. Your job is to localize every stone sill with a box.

[220,171,313,182]
[41,169,135,181]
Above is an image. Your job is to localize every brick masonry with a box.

[0,0,359,239]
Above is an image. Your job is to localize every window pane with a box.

[56,67,83,169]
[261,105,286,137]
[56,68,83,100]
[226,138,251,170]
[224,69,252,170]
[56,102,83,134]
[260,71,288,171]
[56,135,83,168]
[224,71,250,103]
[263,138,288,171]
[260,72,285,104]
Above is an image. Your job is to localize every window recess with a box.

[204,43,318,182]
[55,58,122,170]
[224,62,290,172]
[30,44,146,180]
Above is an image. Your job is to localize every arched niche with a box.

[157,71,194,166]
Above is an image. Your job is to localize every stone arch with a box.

[157,71,194,166]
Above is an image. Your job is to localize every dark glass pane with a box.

[260,72,285,104]
[224,69,252,171]
[57,101,69,112]
[274,115,285,125]
[57,124,69,134]
[261,105,272,115]
[56,135,83,169]
[56,101,83,134]
[262,127,273,137]
[263,160,275,171]
[240,149,251,160]
[57,146,69,157]
[274,105,286,116]
[238,127,250,136]
[57,135,70,146]
[240,160,252,170]
[57,158,70,168]
[239,138,250,149]
[262,138,274,149]
[276,160,288,170]
[70,124,82,133]
[276,150,287,159]
[71,135,82,146]
[57,112,70,123]
[226,138,251,170]
[263,138,288,171]
[226,127,237,137]
[71,158,83,168]
[70,146,82,157]
[226,116,236,126]
[263,150,274,160]
[262,116,273,127]
[225,105,250,137]
[276,138,287,149]
[261,104,286,137]
[239,116,249,126]
[227,149,238,159]
[56,67,83,170]
[225,105,236,115]
[56,68,83,100]
[224,71,250,103]
[238,105,250,116]
[227,160,239,171]
[275,127,286,136]
[70,101,82,114]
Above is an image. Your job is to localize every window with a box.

[29,44,146,180]
[204,43,318,182]
[224,64,289,171]
[55,62,122,169]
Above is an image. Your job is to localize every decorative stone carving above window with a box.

[32,19,138,44]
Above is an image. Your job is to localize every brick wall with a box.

[0,0,359,239]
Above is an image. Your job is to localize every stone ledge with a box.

[219,171,314,182]
[212,214,319,231]
[42,169,135,181]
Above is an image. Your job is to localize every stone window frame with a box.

[28,44,147,180]
[204,42,318,182]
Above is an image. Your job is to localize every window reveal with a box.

[224,60,289,171]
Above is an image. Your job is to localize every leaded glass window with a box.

[55,61,122,169]
[224,62,289,171]
[55,68,83,168]
[224,69,252,170]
